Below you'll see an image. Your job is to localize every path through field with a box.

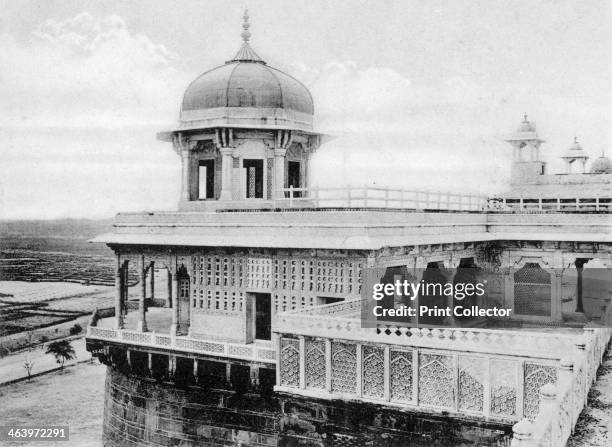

[0,338,89,384]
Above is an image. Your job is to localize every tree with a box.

[45,340,76,369]
[69,324,82,336]
[23,331,36,379]
[23,358,34,380]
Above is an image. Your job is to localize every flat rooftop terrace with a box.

[93,207,611,249]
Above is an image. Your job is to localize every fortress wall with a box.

[101,363,512,447]
[102,366,279,447]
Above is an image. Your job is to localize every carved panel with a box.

[192,255,245,313]
[305,339,326,390]
[362,346,384,399]
[524,363,557,420]
[280,338,300,388]
[418,352,454,408]
[490,359,518,417]
[247,257,272,290]
[390,349,413,402]
[458,356,485,413]
[331,342,356,394]
[317,260,346,295]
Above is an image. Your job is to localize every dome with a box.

[568,137,583,151]
[177,11,314,131]
[590,153,612,174]
[505,114,544,143]
[181,60,314,116]
[517,118,536,133]
[561,137,588,160]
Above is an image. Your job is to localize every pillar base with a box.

[136,321,148,332]
[219,190,233,201]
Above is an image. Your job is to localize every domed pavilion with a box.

[590,152,612,174]
[158,11,323,210]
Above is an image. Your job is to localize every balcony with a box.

[272,299,607,424]
[87,307,275,364]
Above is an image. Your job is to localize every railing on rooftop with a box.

[275,186,611,213]
[275,299,578,359]
[279,186,488,211]
[86,312,276,364]
[487,197,612,213]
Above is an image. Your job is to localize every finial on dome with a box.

[227,9,265,64]
[241,9,251,43]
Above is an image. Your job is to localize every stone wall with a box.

[101,361,513,446]
[506,171,612,197]
[189,310,246,343]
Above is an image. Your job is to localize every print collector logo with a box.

[368,277,513,320]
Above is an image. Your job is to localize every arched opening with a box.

[514,263,551,317]
[452,257,481,324]
[580,259,612,324]
[376,265,415,325]
[419,262,448,326]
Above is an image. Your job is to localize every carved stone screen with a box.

[331,342,357,394]
[362,346,384,399]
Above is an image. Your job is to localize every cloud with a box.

[0,12,192,128]
[289,60,610,195]
[289,61,513,194]
[0,13,189,219]
[0,11,608,219]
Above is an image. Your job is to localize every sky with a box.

[0,0,610,219]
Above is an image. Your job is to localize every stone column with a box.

[575,259,587,313]
[171,272,179,338]
[180,147,191,201]
[167,270,173,308]
[551,270,563,322]
[115,255,124,329]
[147,353,153,377]
[219,148,233,200]
[193,359,199,384]
[249,365,260,389]
[122,262,129,315]
[504,268,515,313]
[169,355,177,378]
[274,148,287,199]
[149,262,155,300]
[137,255,148,332]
